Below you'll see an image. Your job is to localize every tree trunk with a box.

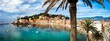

[87,31,89,41]
[96,39,98,41]
[70,3,77,41]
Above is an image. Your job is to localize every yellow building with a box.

[39,15,45,20]
[29,18,33,23]
[19,18,23,23]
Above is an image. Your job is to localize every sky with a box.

[0,0,110,22]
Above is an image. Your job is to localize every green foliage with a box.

[92,31,103,41]
[17,13,69,20]
[42,0,106,14]
[65,16,70,19]
[82,19,103,41]
[81,19,97,32]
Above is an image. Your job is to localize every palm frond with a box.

[42,0,107,15]
[81,19,96,32]
[44,0,59,14]
[42,0,69,14]
[96,0,105,8]
[82,0,93,8]
[82,0,106,8]
[42,0,50,7]
[89,26,97,32]
[56,0,66,12]
[107,0,110,2]
[92,31,103,40]
[62,0,66,10]
[65,0,69,9]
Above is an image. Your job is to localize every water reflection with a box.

[13,24,70,32]
[0,24,70,41]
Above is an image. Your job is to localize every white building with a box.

[93,21,102,32]
[104,28,110,41]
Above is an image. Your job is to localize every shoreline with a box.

[13,19,85,33]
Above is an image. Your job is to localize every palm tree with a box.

[42,0,106,41]
[81,19,97,41]
[92,31,103,41]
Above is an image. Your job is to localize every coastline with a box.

[13,19,71,30]
[13,19,85,33]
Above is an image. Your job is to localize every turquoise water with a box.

[0,24,86,41]
[0,24,70,41]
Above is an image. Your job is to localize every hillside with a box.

[17,13,70,20]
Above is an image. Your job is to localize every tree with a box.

[81,19,97,41]
[92,31,103,41]
[42,0,107,41]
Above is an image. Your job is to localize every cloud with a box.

[0,0,110,20]
[0,0,22,13]
[0,0,43,13]
[22,0,38,3]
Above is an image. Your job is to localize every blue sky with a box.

[0,0,110,22]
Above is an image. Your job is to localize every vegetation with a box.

[81,19,97,41]
[17,13,69,20]
[92,31,103,41]
[42,0,108,41]
[81,19,104,41]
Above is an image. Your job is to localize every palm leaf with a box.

[96,0,105,8]
[107,0,110,2]
[65,0,69,9]
[42,0,50,7]
[82,0,93,8]
[56,0,66,12]
[81,19,96,32]
[92,31,103,40]
[44,0,58,14]
[42,0,69,13]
